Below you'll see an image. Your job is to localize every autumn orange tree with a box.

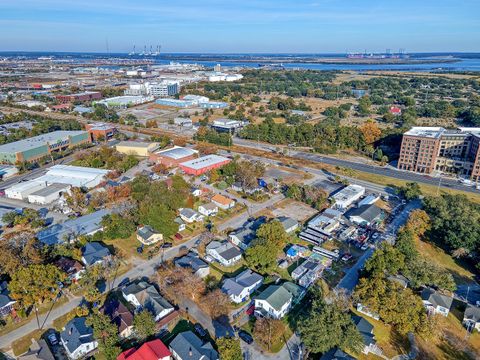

[360,120,382,145]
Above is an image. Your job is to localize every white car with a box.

[360,244,369,251]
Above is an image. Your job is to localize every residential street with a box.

[0,184,284,350]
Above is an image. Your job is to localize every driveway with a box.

[241,333,303,360]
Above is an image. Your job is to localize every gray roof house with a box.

[228,216,266,250]
[60,317,98,360]
[222,269,264,304]
[122,281,174,322]
[421,288,453,317]
[169,331,219,360]
[277,216,299,234]
[351,315,381,355]
[463,304,480,332]
[81,242,111,266]
[174,252,210,278]
[206,241,242,267]
[320,348,355,360]
[0,281,15,317]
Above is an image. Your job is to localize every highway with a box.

[233,137,480,194]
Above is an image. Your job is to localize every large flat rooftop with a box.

[404,127,445,139]
[0,130,87,154]
[155,146,198,160]
[179,155,230,170]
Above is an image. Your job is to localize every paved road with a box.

[0,185,283,349]
[234,138,480,194]
[335,200,422,292]
[241,333,302,360]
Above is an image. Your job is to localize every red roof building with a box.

[56,91,102,104]
[179,155,231,176]
[85,123,117,141]
[389,106,402,115]
[117,339,171,360]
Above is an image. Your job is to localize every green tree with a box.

[217,337,242,360]
[86,311,120,360]
[133,310,156,341]
[9,264,66,329]
[396,182,422,200]
[299,290,363,355]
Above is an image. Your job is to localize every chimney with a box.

[189,347,193,357]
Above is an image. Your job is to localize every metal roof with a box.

[0,131,87,154]
[155,146,197,160]
[179,155,230,170]
[29,183,70,197]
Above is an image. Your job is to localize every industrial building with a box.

[124,81,180,97]
[85,123,117,141]
[179,155,231,176]
[27,183,71,205]
[0,165,18,179]
[5,165,109,200]
[397,127,480,180]
[211,119,246,133]
[116,141,159,157]
[331,185,365,210]
[299,208,343,245]
[149,146,198,167]
[56,91,102,104]
[155,98,195,108]
[37,209,112,245]
[200,101,228,109]
[0,130,91,164]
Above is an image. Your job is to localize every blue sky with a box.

[0,0,479,53]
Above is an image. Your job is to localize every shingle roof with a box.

[169,331,218,360]
[255,285,292,311]
[174,252,208,272]
[222,269,263,297]
[118,339,171,360]
[122,282,173,318]
[60,317,94,354]
[464,304,480,323]
[347,204,383,223]
[320,348,355,360]
[102,299,133,334]
[137,225,158,241]
[421,288,453,310]
[351,315,375,347]
[82,242,111,266]
[206,241,241,261]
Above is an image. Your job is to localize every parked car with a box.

[47,332,58,346]
[194,323,207,337]
[161,242,173,248]
[238,330,254,344]
[341,253,353,262]
[361,243,369,251]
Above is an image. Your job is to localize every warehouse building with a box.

[155,98,196,108]
[27,183,71,205]
[5,181,47,200]
[37,208,112,245]
[149,146,198,167]
[331,185,365,210]
[35,165,110,188]
[0,130,91,165]
[116,141,159,157]
[200,101,228,109]
[56,91,102,104]
[211,119,246,133]
[179,155,231,176]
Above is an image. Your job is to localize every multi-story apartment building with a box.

[124,81,180,97]
[397,127,480,180]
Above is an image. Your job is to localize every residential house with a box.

[351,315,381,355]
[19,339,55,360]
[102,299,134,338]
[191,187,202,197]
[291,259,323,288]
[117,339,171,360]
[54,257,85,283]
[169,331,219,360]
[174,252,210,278]
[174,217,186,232]
[463,304,480,332]
[320,348,355,360]
[254,284,294,319]
[211,194,235,210]
[137,225,163,246]
[206,241,242,267]
[60,317,98,360]
[346,204,384,227]
[277,216,299,234]
[421,288,453,317]
[122,281,174,322]
[81,242,111,267]
[178,208,203,223]
[221,269,263,304]
[198,203,218,217]
[0,281,15,317]
[228,216,266,250]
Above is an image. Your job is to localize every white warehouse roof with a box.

[155,146,198,160]
[35,165,110,188]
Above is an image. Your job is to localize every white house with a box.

[60,317,98,360]
[122,281,174,322]
[198,203,218,217]
[421,288,453,317]
[136,225,163,246]
[179,208,203,223]
[211,194,235,210]
[254,284,293,319]
[206,241,242,267]
[221,270,263,304]
[463,304,480,332]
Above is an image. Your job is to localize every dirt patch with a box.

[270,198,317,222]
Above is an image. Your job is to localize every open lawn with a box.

[414,238,476,284]
[11,329,44,356]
